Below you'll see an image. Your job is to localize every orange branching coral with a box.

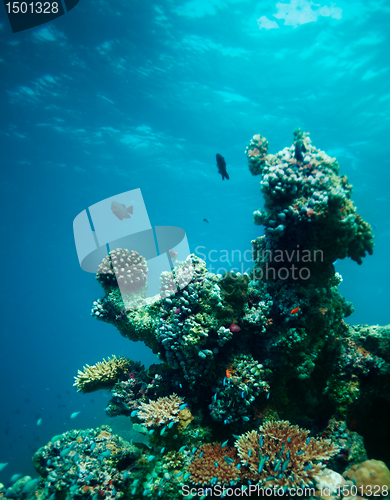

[235,420,339,488]
[187,443,241,486]
[137,394,184,427]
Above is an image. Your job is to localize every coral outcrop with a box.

[8,130,390,500]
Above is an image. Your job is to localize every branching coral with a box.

[136,394,185,428]
[235,420,339,488]
[187,443,241,486]
[73,355,133,393]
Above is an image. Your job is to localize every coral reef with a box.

[0,426,139,500]
[9,130,390,500]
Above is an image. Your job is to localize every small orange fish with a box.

[226,369,232,379]
[290,306,300,315]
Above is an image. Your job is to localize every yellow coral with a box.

[343,459,390,496]
[137,394,184,427]
[73,355,132,393]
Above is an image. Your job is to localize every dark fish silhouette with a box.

[294,141,307,162]
[216,154,229,180]
[203,218,209,223]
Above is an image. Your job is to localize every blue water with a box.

[0,0,389,484]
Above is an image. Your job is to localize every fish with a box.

[229,323,241,333]
[290,307,300,315]
[70,411,80,419]
[36,418,42,426]
[226,369,232,379]
[294,141,307,162]
[168,249,178,262]
[216,154,229,180]
[203,218,209,223]
[111,201,133,220]
[11,474,22,483]
[0,463,8,471]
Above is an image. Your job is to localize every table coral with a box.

[73,356,134,393]
[235,420,339,488]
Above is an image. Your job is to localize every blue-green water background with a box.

[0,0,389,484]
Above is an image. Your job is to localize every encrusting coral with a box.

[343,459,390,495]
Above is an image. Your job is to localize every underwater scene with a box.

[1,0,390,498]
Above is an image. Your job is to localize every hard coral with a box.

[246,130,374,272]
[235,420,339,488]
[73,355,132,393]
[136,394,184,428]
[343,459,390,495]
[187,442,240,486]
[96,248,148,293]
[32,425,139,500]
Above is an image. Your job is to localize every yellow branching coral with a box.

[74,356,132,393]
[235,420,339,488]
[187,443,241,486]
[137,394,184,427]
